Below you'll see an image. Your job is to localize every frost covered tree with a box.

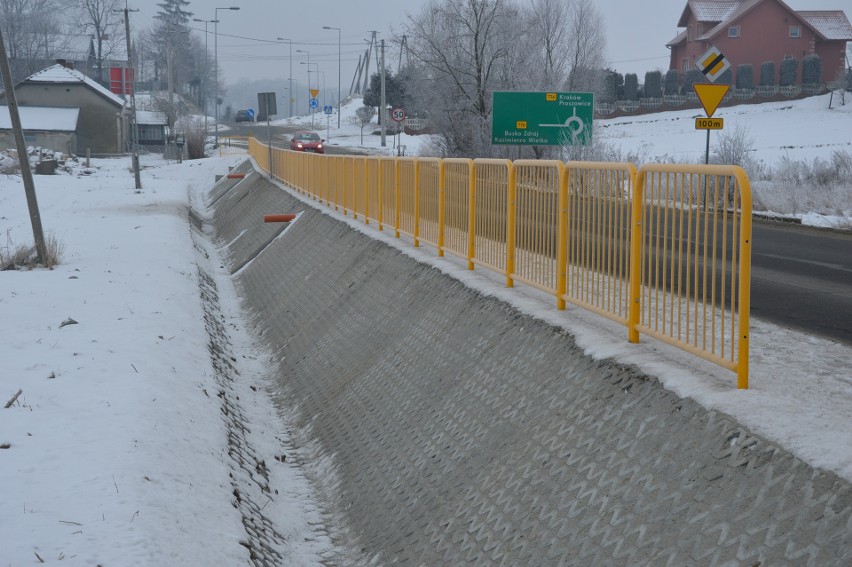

[0,0,66,82]
[71,0,123,83]
[404,0,522,157]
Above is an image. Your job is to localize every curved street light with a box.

[214,6,240,147]
[276,37,293,117]
[322,25,341,129]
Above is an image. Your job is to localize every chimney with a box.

[56,59,75,70]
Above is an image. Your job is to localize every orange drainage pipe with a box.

[263,214,297,223]
[226,173,245,179]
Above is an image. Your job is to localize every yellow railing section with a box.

[249,141,752,388]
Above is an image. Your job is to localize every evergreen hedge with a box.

[664,69,680,95]
[736,64,754,89]
[623,73,639,100]
[644,71,662,98]
[760,61,776,86]
[780,57,798,86]
[802,54,822,84]
[683,69,705,93]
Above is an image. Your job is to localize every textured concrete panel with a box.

[207,162,851,565]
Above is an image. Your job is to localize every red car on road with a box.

[289,131,325,153]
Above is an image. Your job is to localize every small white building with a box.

[0,106,80,155]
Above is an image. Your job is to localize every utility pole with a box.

[0,27,48,263]
[363,31,377,95]
[380,39,386,147]
[122,2,141,189]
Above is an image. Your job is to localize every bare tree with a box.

[564,0,607,92]
[352,105,375,144]
[405,0,522,157]
[0,0,66,82]
[526,0,570,90]
[71,0,122,83]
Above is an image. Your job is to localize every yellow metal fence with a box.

[250,141,752,388]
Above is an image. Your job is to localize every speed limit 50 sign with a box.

[391,107,406,122]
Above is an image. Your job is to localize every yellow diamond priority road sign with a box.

[696,46,731,83]
[693,83,729,117]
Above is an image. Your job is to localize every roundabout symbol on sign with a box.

[391,107,406,123]
[309,98,319,109]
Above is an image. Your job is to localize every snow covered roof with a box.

[798,11,852,41]
[0,106,80,131]
[683,0,740,24]
[22,64,127,108]
[136,111,168,126]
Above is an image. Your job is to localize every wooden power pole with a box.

[0,27,49,264]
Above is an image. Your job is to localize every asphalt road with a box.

[750,220,852,345]
[227,122,365,155]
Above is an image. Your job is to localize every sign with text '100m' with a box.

[492,91,594,146]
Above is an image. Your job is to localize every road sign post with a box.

[491,92,593,146]
[694,46,731,164]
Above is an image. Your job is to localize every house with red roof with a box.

[667,0,852,84]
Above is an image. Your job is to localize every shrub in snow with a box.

[802,55,822,85]
[780,58,798,86]
[682,69,705,93]
[712,123,755,168]
[736,64,754,89]
[760,61,775,86]
[623,73,638,100]
[601,71,621,103]
[0,150,19,173]
[644,71,662,98]
[664,70,679,95]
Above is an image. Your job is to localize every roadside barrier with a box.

[219,136,249,156]
[249,141,752,388]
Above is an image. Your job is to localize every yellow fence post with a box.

[467,161,476,270]
[394,159,401,238]
[556,165,569,310]
[437,159,446,257]
[506,162,516,288]
[733,166,752,389]
[413,159,421,248]
[628,169,645,344]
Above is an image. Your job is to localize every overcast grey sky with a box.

[135,0,849,91]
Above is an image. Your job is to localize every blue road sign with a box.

[323,105,333,115]
[309,98,319,109]
[246,108,255,119]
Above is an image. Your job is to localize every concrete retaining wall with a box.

[204,161,851,565]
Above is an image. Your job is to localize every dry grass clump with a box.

[1,231,65,270]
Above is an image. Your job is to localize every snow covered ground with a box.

[1,93,850,564]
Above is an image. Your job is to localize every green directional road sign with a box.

[492,91,594,146]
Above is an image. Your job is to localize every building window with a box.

[789,25,800,38]
[682,58,691,74]
[728,25,740,38]
[137,125,164,142]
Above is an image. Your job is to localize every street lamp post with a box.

[276,37,293,117]
[322,25,341,129]
[193,18,214,141]
[214,6,240,147]
[297,49,312,126]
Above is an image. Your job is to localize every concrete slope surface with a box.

[205,162,851,565]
